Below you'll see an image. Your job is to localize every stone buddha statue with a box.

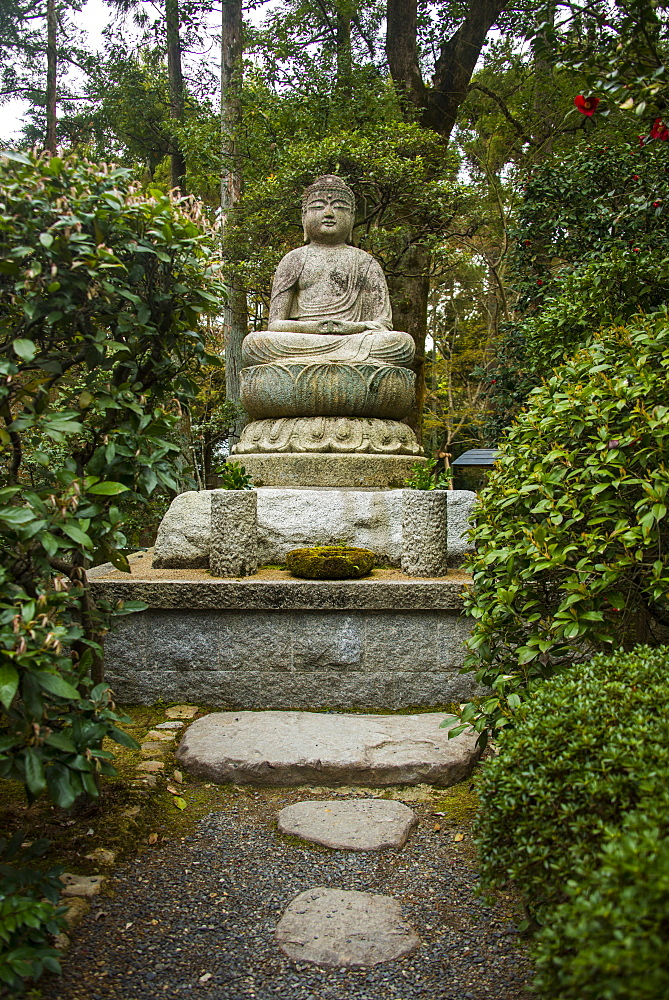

[232,175,425,487]
[242,175,415,369]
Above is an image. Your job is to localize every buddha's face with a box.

[303,190,354,245]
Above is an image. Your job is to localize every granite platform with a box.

[90,556,476,710]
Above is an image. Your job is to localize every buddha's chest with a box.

[298,250,360,300]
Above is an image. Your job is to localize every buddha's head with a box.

[302,175,355,245]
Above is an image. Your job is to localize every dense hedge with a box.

[459,311,669,741]
[533,797,669,999]
[474,646,669,918]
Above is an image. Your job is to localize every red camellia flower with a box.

[574,95,600,116]
[654,201,662,207]
[650,118,669,141]
[537,279,543,286]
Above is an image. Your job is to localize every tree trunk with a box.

[45,0,57,154]
[221,0,247,448]
[166,0,186,192]
[335,3,353,102]
[385,0,504,443]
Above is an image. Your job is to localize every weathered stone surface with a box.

[165,704,199,719]
[401,491,448,578]
[256,488,404,565]
[101,602,476,708]
[241,362,414,421]
[446,490,476,567]
[155,720,185,730]
[60,874,105,897]
[176,710,479,787]
[61,896,91,928]
[152,491,210,569]
[89,573,468,611]
[277,799,417,850]
[98,593,476,709]
[234,416,422,455]
[236,453,424,489]
[147,487,471,568]
[275,887,420,967]
[209,489,258,578]
[85,848,117,865]
[137,760,164,772]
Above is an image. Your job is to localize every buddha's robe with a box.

[242,244,415,368]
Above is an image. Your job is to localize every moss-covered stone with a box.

[286,545,375,579]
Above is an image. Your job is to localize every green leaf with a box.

[44,731,77,753]
[0,664,19,709]
[60,523,93,548]
[24,748,46,796]
[87,481,130,495]
[35,672,81,701]
[46,763,78,810]
[12,338,36,362]
[39,232,54,248]
[173,796,187,810]
[108,725,140,749]
[0,505,34,526]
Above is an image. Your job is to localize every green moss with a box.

[286,545,375,579]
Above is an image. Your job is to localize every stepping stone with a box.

[155,720,185,730]
[165,704,199,720]
[59,874,105,898]
[177,710,479,787]
[278,799,417,850]
[275,887,420,968]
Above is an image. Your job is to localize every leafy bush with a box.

[474,646,669,920]
[0,833,67,995]
[216,461,254,490]
[460,311,669,740]
[0,150,223,809]
[486,140,669,435]
[404,457,452,490]
[533,796,669,1000]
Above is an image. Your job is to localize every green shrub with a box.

[474,646,669,920]
[0,150,222,810]
[459,311,669,741]
[215,461,254,490]
[0,833,67,995]
[404,457,452,490]
[533,797,669,1000]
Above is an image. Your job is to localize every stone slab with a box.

[235,453,424,489]
[275,887,420,968]
[176,711,480,787]
[149,487,475,570]
[89,572,467,611]
[277,799,417,850]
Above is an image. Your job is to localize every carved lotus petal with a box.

[240,363,414,420]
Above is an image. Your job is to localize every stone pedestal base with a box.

[235,452,425,488]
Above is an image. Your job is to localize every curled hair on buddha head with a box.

[301,175,355,242]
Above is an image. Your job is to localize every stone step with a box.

[176,710,479,788]
[278,799,417,851]
[275,887,420,968]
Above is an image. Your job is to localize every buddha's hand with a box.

[317,320,370,335]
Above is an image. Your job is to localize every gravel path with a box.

[41,788,533,1000]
